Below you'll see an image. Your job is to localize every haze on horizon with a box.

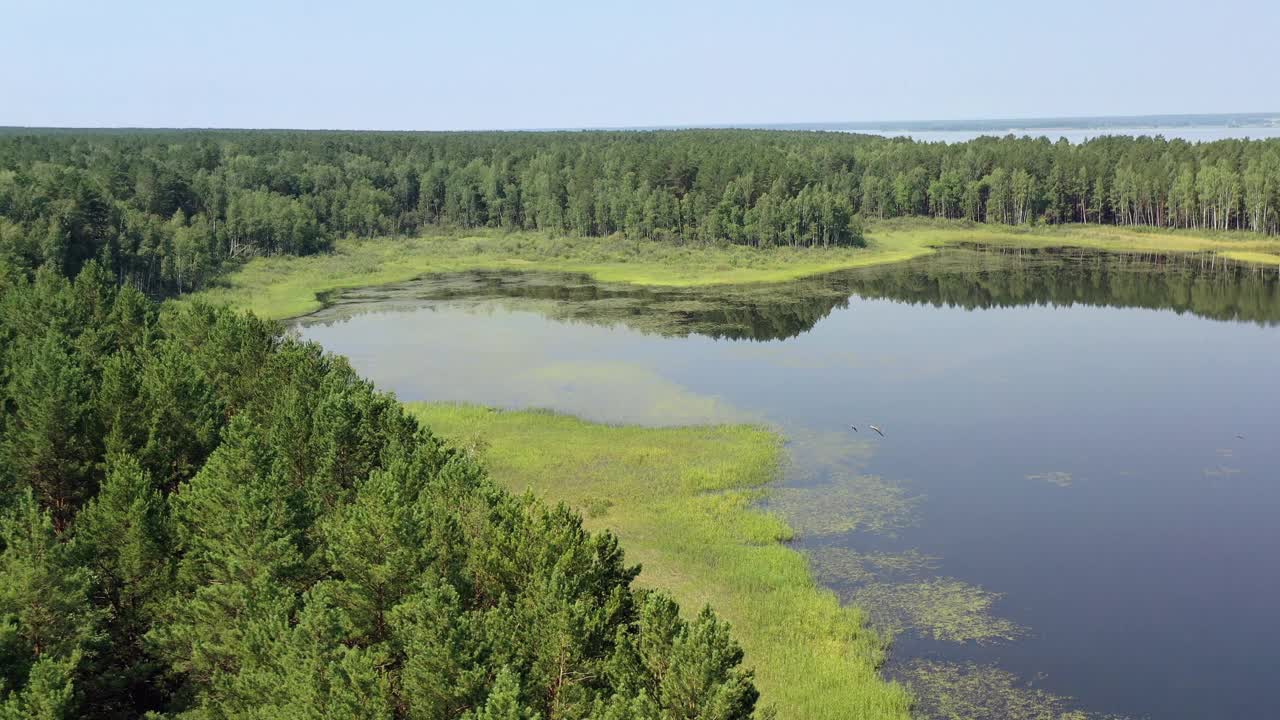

[3,0,1278,131]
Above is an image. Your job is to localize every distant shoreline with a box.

[4,111,1279,135]
[753,111,1280,132]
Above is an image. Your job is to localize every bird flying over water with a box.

[850,425,858,432]
[1236,434,1246,440]
[869,425,884,437]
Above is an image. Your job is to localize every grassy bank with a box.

[405,403,913,720]
[886,220,1280,258]
[187,228,934,319]
[190,220,1280,320]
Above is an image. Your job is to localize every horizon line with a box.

[2,110,1278,134]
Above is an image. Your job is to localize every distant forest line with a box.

[1,129,1278,295]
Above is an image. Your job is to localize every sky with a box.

[2,0,1277,130]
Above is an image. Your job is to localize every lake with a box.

[746,114,1280,144]
[711,114,1280,144]
[850,126,1280,144]
[296,247,1280,720]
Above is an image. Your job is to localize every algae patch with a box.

[781,427,879,477]
[768,474,921,537]
[851,579,1023,644]
[807,546,939,586]
[897,660,1125,720]
[1026,471,1074,488]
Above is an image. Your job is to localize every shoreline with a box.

[188,220,1280,321]
[404,402,914,719]
[197,221,1280,715]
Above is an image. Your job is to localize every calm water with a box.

[296,248,1280,720]
[739,115,1280,144]
[852,126,1280,144]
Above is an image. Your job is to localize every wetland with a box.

[296,246,1280,719]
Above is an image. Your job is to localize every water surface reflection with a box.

[297,247,1280,720]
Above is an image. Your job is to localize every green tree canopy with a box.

[0,267,763,719]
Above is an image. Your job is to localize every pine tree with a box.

[472,667,533,720]
[0,493,101,719]
[153,416,310,688]
[70,453,173,715]
[0,330,96,528]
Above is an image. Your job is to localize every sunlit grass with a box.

[189,220,1280,320]
[870,217,1280,261]
[1220,250,1280,266]
[182,229,931,320]
[405,402,913,720]
[188,229,936,319]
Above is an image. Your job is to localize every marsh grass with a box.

[191,219,1280,321]
[873,217,1280,258]
[1221,250,1280,266]
[201,219,1273,715]
[405,402,913,720]
[189,229,935,320]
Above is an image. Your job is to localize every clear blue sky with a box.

[3,0,1276,130]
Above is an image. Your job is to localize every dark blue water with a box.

[296,248,1280,719]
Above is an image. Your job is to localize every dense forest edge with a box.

[0,265,792,719]
[2,129,1280,301]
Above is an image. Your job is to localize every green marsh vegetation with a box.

[199,224,1280,339]
[896,661,1117,720]
[396,401,1042,715]
[405,403,914,720]
[766,433,1021,649]
[284,242,1279,718]
[194,222,1280,323]
[806,555,1024,656]
[188,229,925,320]
[299,265,859,342]
[849,581,1023,645]
[805,547,939,586]
[767,476,920,538]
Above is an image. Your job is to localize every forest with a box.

[0,264,762,719]
[1,129,1278,295]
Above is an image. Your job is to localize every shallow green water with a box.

[297,247,1280,719]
